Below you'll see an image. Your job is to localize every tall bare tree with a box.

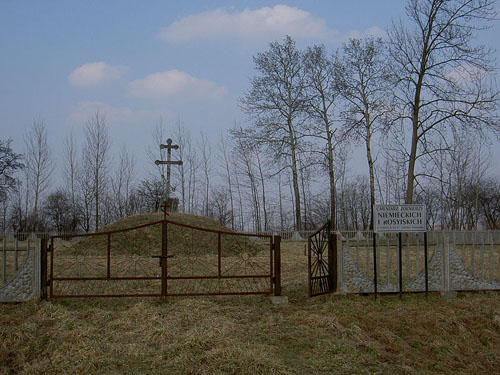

[334,37,391,228]
[217,132,236,229]
[240,35,307,230]
[199,132,212,217]
[303,44,339,228]
[82,112,110,231]
[24,120,53,230]
[389,0,499,203]
[112,146,135,219]
[171,120,190,213]
[63,130,79,231]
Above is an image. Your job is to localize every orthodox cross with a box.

[155,138,183,203]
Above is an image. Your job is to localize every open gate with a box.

[44,219,281,299]
[308,221,336,297]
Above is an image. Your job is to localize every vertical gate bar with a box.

[49,237,54,298]
[308,235,312,297]
[415,233,420,279]
[373,231,377,299]
[218,233,221,277]
[365,237,369,276]
[274,235,281,296]
[386,236,390,287]
[405,234,410,282]
[41,238,48,300]
[398,232,403,299]
[161,220,168,296]
[424,231,429,297]
[2,237,6,284]
[107,233,111,278]
[269,236,273,293]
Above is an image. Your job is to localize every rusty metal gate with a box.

[43,219,281,299]
[308,221,336,297]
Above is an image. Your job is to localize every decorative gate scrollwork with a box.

[308,221,336,297]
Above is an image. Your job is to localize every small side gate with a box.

[308,221,336,297]
[43,219,281,299]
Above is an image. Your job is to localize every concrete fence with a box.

[2,230,499,301]
[337,230,500,294]
[0,233,42,302]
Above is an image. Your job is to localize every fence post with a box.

[40,238,48,300]
[337,234,344,293]
[273,235,281,296]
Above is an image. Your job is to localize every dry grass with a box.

[1,231,500,374]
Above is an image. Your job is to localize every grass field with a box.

[1,239,500,374]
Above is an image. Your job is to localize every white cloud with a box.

[68,101,167,126]
[158,5,339,43]
[128,70,227,101]
[445,64,486,85]
[346,26,387,40]
[68,62,128,87]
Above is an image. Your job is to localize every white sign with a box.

[374,204,426,233]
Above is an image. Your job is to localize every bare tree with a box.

[389,0,499,203]
[0,139,23,203]
[199,132,212,217]
[217,132,236,229]
[303,44,339,228]
[478,177,500,229]
[171,120,191,212]
[334,37,391,228]
[43,189,73,233]
[240,35,307,231]
[63,130,79,231]
[82,112,110,231]
[234,138,261,231]
[24,120,53,230]
[112,146,135,219]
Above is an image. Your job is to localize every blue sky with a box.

[1,1,499,179]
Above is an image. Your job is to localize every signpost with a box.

[372,204,428,299]
[374,204,426,233]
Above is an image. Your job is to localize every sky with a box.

[1,0,499,182]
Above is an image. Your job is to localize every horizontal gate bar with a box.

[166,275,270,280]
[50,293,163,299]
[51,274,271,281]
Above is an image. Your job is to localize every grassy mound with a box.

[99,212,232,233]
[68,212,266,257]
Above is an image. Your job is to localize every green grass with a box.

[1,219,500,374]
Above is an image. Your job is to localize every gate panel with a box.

[164,221,273,296]
[308,221,335,297]
[48,219,278,298]
[50,221,163,298]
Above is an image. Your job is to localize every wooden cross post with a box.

[155,138,183,213]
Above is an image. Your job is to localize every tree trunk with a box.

[288,120,302,231]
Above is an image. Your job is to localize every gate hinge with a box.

[47,245,53,253]
[46,279,51,286]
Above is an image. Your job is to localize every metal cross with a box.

[155,138,183,203]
